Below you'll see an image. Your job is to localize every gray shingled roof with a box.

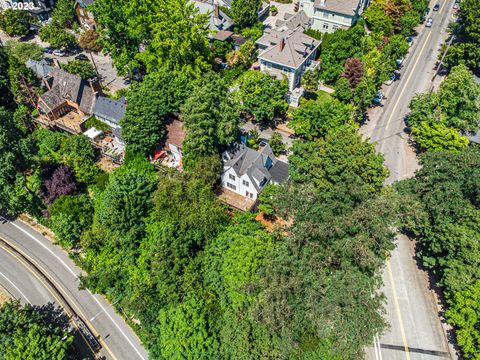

[257,27,320,69]
[39,68,96,115]
[270,160,289,183]
[313,0,363,16]
[193,0,234,31]
[25,59,53,79]
[93,96,127,125]
[224,143,289,192]
[275,10,312,31]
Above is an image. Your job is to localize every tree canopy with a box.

[121,70,191,156]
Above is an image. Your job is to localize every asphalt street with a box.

[0,217,149,360]
[362,0,459,359]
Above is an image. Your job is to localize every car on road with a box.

[43,47,53,54]
[426,18,433,27]
[384,71,401,85]
[74,54,89,61]
[52,49,65,57]
[372,91,386,106]
[433,3,440,11]
[406,36,414,46]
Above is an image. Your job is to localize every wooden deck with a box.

[216,187,256,212]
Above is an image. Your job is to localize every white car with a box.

[52,49,65,57]
[426,18,433,27]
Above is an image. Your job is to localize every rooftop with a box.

[92,96,127,125]
[164,118,186,149]
[193,0,234,32]
[313,0,363,16]
[257,27,320,69]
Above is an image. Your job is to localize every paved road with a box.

[362,1,458,359]
[0,217,149,360]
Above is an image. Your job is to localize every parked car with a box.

[396,57,405,68]
[406,36,414,47]
[426,18,433,27]
[52,49,65,57]
[384,71,401,85]
[453,2,459,9]
[372,91,386,106]
[74,54,89,61]
[433,3,440,11]
[421,7,430,22]
[43,47,53,54]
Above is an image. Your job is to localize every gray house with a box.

[256,26,320,92]
[26,59,54,79]
[92,96,127,129]
[193,0,234,32]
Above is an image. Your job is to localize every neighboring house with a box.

[164,118,186,167]
[299,0,369,33]
[193,0,234,33]
[37,68,99,128]
[10,0,55,21]
[92,96,126,129]
[274,10,312,31]
[74,0,96,29]
[256,26,320,94]
[26,59,54,79]
[221,143,289,202]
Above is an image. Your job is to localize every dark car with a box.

[43,47,53,54]
[433,3,440,11]
[74,54,89,61]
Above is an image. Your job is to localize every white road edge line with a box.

[0,270,32,304]
[1,217,147,360]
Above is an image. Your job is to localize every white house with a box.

[299,0,369,33]
[221,143,289,201]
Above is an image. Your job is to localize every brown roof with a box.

[39,68,96,114]
[214,30,233,41]
[257,28,320,69]
[165,119,185,149]
[313,0,362,16]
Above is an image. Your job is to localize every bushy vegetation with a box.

[397,148,480,359]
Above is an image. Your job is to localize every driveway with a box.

[0,30,127,93]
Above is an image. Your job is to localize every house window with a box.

[229,174,235,181]
[227,183,236,191]
[323,23,329,30]
[246,191,254,199]
[333,25,339,31]
[243,180,249,187]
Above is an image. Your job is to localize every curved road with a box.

[362,0,458,359]
[0,217,149,360]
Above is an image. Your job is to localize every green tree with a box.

[0,107,34,215]
[62,60,96,79]
[301,68,320,94]
[445,281,480,359]
[411,122,469,152]
[121,70,191,156]
[290,98,352,139]
[50,194,93,248]
[136,0,211,78]
[438,64,480,133]
[39,21,77,49]
[60,135,99,184]
[4,41,43,63]
[269,132,285,156]
[406,93,442,129]
[444,0,480,73]
[289,124,388,193]
[0,9,30,37]
[51,0,76,28]
[234,70,288,123]
[363,0,394,36]
[182,73,240,168]
[0,300,73,360]
[231,0,260,28]
[256,181,398,358]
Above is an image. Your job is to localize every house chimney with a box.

[280,37,285,51]
[214,2,220,18]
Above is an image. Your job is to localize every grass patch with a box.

[84,116,112,132]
